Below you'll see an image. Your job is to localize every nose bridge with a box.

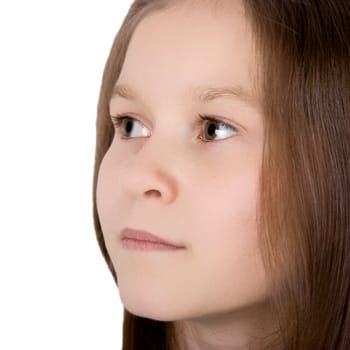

[122,132,182,203]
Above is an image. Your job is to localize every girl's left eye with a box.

[110,113,239,142]
[196,113,239,142]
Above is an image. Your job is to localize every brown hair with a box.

[92,1,350,349]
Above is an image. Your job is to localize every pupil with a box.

[207,122,217,139]
[125,120,133,134]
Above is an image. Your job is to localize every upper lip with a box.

[120,227,185,248]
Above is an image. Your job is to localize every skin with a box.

[96,1,278,349]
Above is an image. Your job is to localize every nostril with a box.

[145,189,161,197]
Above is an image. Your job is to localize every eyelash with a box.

[110,113,239,142]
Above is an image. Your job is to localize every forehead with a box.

[116,1,258,105]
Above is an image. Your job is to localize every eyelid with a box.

[196,113,240,131]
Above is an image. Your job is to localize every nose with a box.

[120,142,179,205]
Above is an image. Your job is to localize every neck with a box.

[168,302,280,350]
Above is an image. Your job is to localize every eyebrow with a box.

[111,83,259,108]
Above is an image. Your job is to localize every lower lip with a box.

[121,238,183,251]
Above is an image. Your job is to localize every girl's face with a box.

[97,0,270,331]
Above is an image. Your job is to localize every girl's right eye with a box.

[111,114,151,139]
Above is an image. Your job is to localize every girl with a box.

[93,1,350,349]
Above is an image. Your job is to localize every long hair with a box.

[92,1,350,349]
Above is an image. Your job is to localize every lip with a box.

[120,227,185,249]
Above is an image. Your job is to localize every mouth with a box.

[120,227,185,250]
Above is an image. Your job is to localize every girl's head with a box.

[93,1,350,349]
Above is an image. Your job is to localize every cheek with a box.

[195,186,259,267]
[187,157,260,243]
[189,171,266,305]
[187,163,262,270]
[96,152,120,238]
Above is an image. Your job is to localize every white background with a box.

[0,1,132,349]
